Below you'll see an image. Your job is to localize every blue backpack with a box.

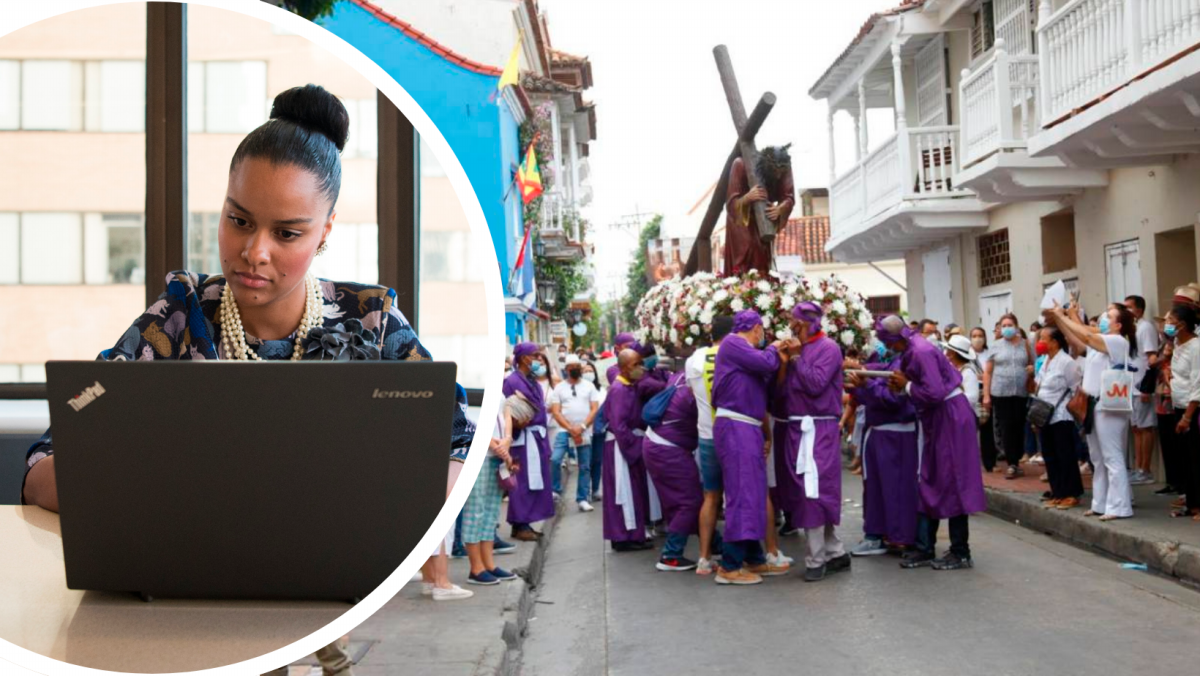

[642,377,681,428]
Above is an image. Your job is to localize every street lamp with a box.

[538,280,557,308]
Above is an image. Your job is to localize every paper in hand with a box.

[1041,280,1068,310]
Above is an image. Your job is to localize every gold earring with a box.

[316,242,328,256]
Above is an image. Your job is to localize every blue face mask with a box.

[874,342,889,360]
[530,361,546,377]
[758,337,767,349]
[1165,324,1179,338]
[644,356,659,370]
[1001,326,1017,340]
[1098,316,1111,334]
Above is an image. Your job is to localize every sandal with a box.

[1170,508,1199,519]
[1083,510,1102,517]
[1098,513,1130,522]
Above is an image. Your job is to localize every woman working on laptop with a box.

[20,85,477,669]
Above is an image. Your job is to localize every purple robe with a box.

[712,336,780,541]
[776,336,843,528]
[602,378,650,542]
[606,364,620,387]
[768,379,789,505]
[899,336,988,519]
[853,357,919,545]
[643,372,702,536]
[502,371,556,525]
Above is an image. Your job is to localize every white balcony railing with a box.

[829,126,970,241]
[1039,0,1200,124]
[961,43,1041,167]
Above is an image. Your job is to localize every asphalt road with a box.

[521,470,1200,676]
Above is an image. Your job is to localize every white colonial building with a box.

[812,0,1200,328]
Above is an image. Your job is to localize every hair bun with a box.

[270,84,350,152]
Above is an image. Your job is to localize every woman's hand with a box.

[983,395,992,411]
[1177,416,1192,435]
[888,371,909,393]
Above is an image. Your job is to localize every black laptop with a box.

[45,360,457,603]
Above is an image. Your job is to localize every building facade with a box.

[812,0,1200,328]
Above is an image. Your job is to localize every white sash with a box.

[916,387,964,478]
[860,421,917,481]
[715,408,760,425]
[606,429,644,532]
[766,415,779,489]
[788,415,840,499]
[514,425,547,491]
[645,427,679,449]
[647,475,662,522]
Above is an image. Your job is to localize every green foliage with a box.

[621,215,663,329]
[275,0,342,22]
[534,250,587,320]
[578,297,605,350]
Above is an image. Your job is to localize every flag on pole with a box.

[498,37,522,91]
[507,224,534,297]
[516,139,544,204]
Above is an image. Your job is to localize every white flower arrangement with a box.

[840,330,856,346]
[730,298,745,312]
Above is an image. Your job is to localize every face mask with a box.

[644,356,659,370]
[530,362,547,377]
[1035,341,1049,356]
[1001,326,1017,340]
[1165,324,1179,338]
[874,342,888,359]
[971,337,985,350]
[1098,316,1111,334]
[629,367,646,381]
[567,368,582,379]
[1035,355,1047,372]
[583,372,596,383]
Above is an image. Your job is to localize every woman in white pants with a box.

[1046,302,1136,521]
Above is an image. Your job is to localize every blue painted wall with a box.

[320,1,527,343]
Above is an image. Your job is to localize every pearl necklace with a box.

[219,274,324,361]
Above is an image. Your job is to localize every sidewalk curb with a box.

[494,497,565,676]
[985,488,1200,587]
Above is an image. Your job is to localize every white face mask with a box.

[583,372,596,383]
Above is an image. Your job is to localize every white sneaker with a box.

[767,551,795,566]
[432,584,474,601]
[421,582,434,596]
[578,500,594,512]
[696,557,715,576]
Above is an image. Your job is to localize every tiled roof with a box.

[550,48,588,65]
[522,72,580,95]
[775,216,835,264]
[350,0,504,76]
[808,0,925,98]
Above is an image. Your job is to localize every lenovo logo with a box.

[67,381,106,412]
[372,388,434,399]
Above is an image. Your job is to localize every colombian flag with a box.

[516,140,543,204]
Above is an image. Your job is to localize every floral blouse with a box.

[24,271,475,490]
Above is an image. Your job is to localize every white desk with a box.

[0,505,348,672]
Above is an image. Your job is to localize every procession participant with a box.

[1045,302,1136,521]
[876,315,986,571]
[775,302,850,581]
[712,310,794,585]
[602,349,654,551]
[548,355,601,511]
[845,340,919,556]
[643,368,703,571]
[686,315,734,575]
[723,145,795,275]
[502,342,557,541]
[607,333,638,385]
[632,341,669,532]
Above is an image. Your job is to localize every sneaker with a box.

[592,490,602,501]
[467,570,500,586]
[746,561,790,577]
[1030,454,1045,465]
[899,551,936,569]
[490,567,518,581]
[578,500,595,512]
[432,584,474,601]
[826,553,852,573]
[714,567,763,585]
[804,565,826,582]
[851,539,887,557]
[931,552,974,571]
[421,582,434,596]
[450,544,468,559]
[766,551,794,566]
[1130,471,1154,486]
[656,556,698,572]
[696,557,715,576]
[493,538,517,554]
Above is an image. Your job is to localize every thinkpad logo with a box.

[373,389,434,399]
[67,381,106,412]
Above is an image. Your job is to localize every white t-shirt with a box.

[1036,350,1082,424]
[1082,334,1130,397]
[959,364,980,415]
[1170,335,1200,410]
[1135,317,1160,370]
[685,347,717,440]
[539,379,558,435]
[549,379,600,441]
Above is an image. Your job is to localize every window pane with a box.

[204,61,267,133]
[187,61,205,133]
[99,60,145,132]
[0,212,17,283]
[21,213,82,284]
[0,60,18,129]
[0,3,146,386]
[21,60,81,131]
